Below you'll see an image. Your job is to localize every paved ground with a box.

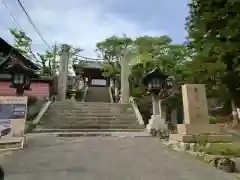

[0,135,238,180]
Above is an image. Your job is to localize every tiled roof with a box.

[0,38,39,70]
[83,61,102,69]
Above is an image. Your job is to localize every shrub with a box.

[27,100,45,121]
[27,96,38,106]
[66,89,84,100]
[66,89,71,99]
[209,116,217,124]
[200,143,240,157]
[75,90,83,100]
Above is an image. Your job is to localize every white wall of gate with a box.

[91,79,106,86]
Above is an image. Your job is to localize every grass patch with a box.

[199,142,240,157]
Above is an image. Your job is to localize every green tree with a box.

[9,28,83,76]
[9,28,38,62]
[130,36,188,98]
[128,35,189,123]
[186,0,240,122]
[96,35,133,77]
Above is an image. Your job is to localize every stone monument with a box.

[169,84,234,143]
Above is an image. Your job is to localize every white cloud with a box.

[0,0,166,58]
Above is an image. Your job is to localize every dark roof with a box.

[0,38,39,70]
[73,60,102,69]
[83,61,102,69]
[143,68,169,85]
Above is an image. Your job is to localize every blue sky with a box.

[0,0,189,58]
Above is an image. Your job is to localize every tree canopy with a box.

[9,28,83,76]
[185,0,240,121]
[95,35,133,78]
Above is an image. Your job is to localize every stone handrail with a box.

[129,96,144,125]
[109,86,114,103]
[32,101,52,125]
[81,85,88,102]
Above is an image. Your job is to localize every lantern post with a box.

[143,68,173,135]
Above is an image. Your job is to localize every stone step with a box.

[51,107,132,111]
[41,115,136,121]
[47,109,132,113]
[37,124,143,129]
[43,112,135,118]
[39,121,139,127]
[45,108,133,113]
[40,118,137,123]
[33,128,145,133]
[50,103,123,106]
[0,138,24,150]
[50,106,130,110]
[49,106,131,110]
[52,102,129,106]
[49,105,122,109]
[38,100,140,131]
[57,132,150,137]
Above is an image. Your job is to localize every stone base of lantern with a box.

[169,124,236,143]
[146,115,168,132]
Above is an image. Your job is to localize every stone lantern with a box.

[0,38,39,96]
[6,59,39,96]
[68,76,77,100]
[143,68,173,134]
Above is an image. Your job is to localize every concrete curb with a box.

[27,131,151,138]
[32,101,52,125]
[129,97,144,125]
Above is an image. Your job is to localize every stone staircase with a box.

[84,86,110,102]
[35,100,145,133]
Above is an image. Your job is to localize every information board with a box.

[0,96,27,140]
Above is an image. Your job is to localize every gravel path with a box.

[0,135,238,180]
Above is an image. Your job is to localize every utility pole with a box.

[51,42,57,101]
[57,44,70,101]
[52,42,57,76]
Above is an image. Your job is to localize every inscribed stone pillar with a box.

[182,84,209,124]
[58,44,70,101]
[120,50,130,104]
[169,84,233,143]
